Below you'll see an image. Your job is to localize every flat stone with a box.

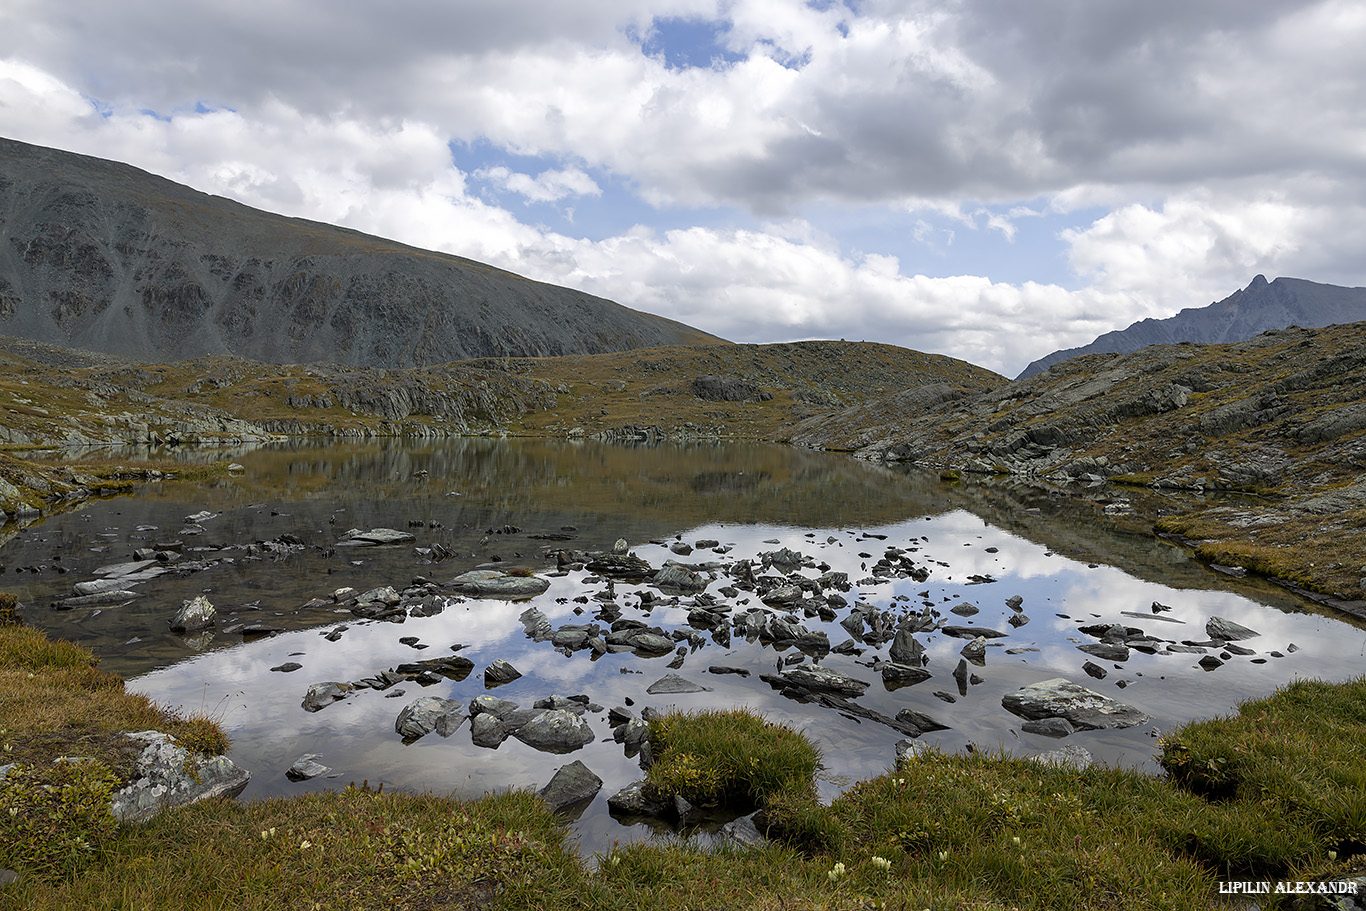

[761,664,870,696]
[449,571,550,598]
[337,527,416,546]
[880,662,931,684]
[1030,744,1092,769]
[1078,642,1130,662]
[1001,678,1148,730]
[940,625,1008,639]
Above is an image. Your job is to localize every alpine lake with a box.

[5,438,1364,855]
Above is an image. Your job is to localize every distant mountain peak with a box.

[1016,275,1366,380]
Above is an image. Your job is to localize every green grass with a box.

[646,708,821,808]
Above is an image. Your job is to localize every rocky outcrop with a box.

[109,731,250,822]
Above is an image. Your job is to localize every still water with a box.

[4,439,1364,854]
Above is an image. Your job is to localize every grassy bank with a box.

[2,616,1364,909]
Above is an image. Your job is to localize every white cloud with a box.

[474,165,602,204]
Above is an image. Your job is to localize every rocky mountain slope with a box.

[788,322,1366,601]
[1016,275,1366,379]
[0,137,723,367]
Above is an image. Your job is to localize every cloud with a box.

[474,165,602,204]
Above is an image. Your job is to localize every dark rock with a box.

[880,662,931,685]
[1078,642,1130,662]
[395,696,464,741]
[270,662,303,673]
[537,760,603,813]
[607,780,669,817]
[1021,717,1075,737]
[1205,617,1260,641]
[760,665,869,696]
[484,660,522,686]
[940,625,1008,639]
[301,682,351,712]
[285,754,330,782]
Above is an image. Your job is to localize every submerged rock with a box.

[646,674,711,695]
[285,754,331,782]
[337,528,416,546]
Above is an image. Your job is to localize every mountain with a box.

[0,137,724,368]
[1016,275,1366,379]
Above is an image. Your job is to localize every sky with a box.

[1,0,1364,377]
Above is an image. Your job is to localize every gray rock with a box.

[449,570,549,598]
[537,760,603,813]
[894,739,926,763]
[484,659,522,686]
[1030,744,1093,769]
[301,681,352,712]
[1205,617,1260,641]
[894,709,950,735]
[719,813,766,846]
[761,664,870,696]
[646,674,710,695]
[655,564,708,592]
[337,528,416,546]
[169,595,216,633]
[940,625,1008,639]
[960,635,987,661]
[1078,642,1130,662]
[512,709,594,753]
[270,661,303,673]
[1001,678,1148,730]
[395,696,464,741]
[880,662,931,684]
[470,695,520,718]
[285,754,331,781]
[110,731,250,822]
[607,780,669,817]
[888,627,925,665]
[470,712,511,748]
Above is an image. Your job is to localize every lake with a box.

[4,438,1363,854]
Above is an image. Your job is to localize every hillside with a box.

[0,137,724,367]
[789,321,1366,602]
[1017,275,1366,379]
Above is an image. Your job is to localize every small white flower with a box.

[937,850,950,862]
[1012,836,1021,846]
[871,855,892,872]
[1329,850,1338,862]
[299,840,312,850]
[828,861,846,881]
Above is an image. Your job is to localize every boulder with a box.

[285,754,330,782]
[110,731,250,823]
[337,528,416,546]
[301,682,352,712]
[512,709,594,753]
[1001,678,1148,730]
[1205,617,1261,641]
[888,627,925,665]
[761,665,870,696]
[169,595,216,633]
[537,760,603,813]
[449,571,550,598]
[395,696,464,741]
[483,659,523,686]
[607,780,670,817]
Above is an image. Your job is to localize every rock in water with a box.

[512,709,594,753]
[285,754,331,781]
[537,760,603,812]
[1002,678,1148,730]
[484,660,522,686]
[337,528,416,546]
[1205,617,1261,641]
[301,681,352,712]
[394,696,464,741]
[169,595,215,632]
[448,570,550,597]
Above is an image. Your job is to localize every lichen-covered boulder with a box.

[110,731,250,823]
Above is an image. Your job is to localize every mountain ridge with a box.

[1017,275,1366,379]
[0,136,724,368]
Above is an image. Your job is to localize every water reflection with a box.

[4,439,1365,857]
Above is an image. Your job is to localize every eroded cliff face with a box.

[0,138,725,367]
